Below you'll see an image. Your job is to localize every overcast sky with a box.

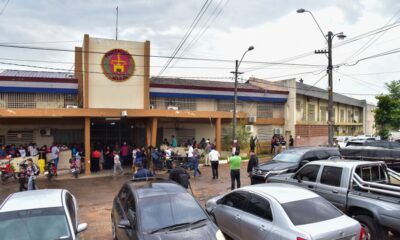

[0,0,400,103]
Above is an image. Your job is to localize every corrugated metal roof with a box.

[0,69,75,79]
[296,81,366,107]
[151,77,263,91]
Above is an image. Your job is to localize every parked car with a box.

[0,189,87,240]
[335,136,352,148]
[251,147,340,184]
[111,178,225,240]
[206,183,365,240]
[268,160,400,240]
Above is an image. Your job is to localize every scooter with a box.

[0,158,16,184]
[69,158,80,178]
[44,159,57,181]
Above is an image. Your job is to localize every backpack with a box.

[178,173,190,189]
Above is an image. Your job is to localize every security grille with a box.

[0,93,78,109]
[7,130,34,145]
[320,106,328,122]
[307,104,316,122]
[176,129,195,146]
[164,98,196,110]
[7,93,36,108]
[257,103,273,118]
[340,109,345,123]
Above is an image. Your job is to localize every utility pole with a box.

[327,31,334,147]
[116,6,119,40]
[232,60,239,141]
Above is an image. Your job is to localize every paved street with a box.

[0,163,252,239]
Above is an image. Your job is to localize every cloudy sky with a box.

[0,0,400,103]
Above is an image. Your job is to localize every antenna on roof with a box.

[115,6,119,40]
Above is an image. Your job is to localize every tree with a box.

[374,80,400,140]
[222,120,251,151]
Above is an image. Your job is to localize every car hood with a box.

[143,223,218,240]
[296,215,360,240]
[256,161,298,171]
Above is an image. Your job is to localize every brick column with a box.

[84,117,91,176]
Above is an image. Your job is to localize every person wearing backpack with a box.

[169,160,190,189]
[26,158,39,190]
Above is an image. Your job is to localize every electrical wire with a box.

[339,47,400,67]
[0,0,10,17]
[158,0,213,76]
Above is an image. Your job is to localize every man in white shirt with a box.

[209,145,220,179]
[51,144,60,170]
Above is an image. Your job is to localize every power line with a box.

[339,47,400,67]
[158,0,213,76]
[0,0,10,17]
[302,73,328,95]
[0,43,325,67]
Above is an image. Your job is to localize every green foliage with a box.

[374,80,400,138]
[222,120,251,151]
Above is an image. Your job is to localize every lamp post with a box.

[232,46,254,143]
[297,8,346,146]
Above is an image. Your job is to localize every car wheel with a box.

[111,219,118,240]
[355,215,386,240]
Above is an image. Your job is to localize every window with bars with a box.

[320,106,327,122]
[0,93,6,108]
[257,103,273,118]
[7,93,36,108]
[307,104,316,122]
[64,94,78,107]
[217,100,243,112]
[164,98,196,111]
[273,104,284,118]
[348,110,353,122]
[340,109,345,123]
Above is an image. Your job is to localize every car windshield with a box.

[141,193,208,233]
[282,197,342,226]
[0,207,71,240]
[272,152,301,163]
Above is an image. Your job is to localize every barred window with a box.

[64,94,78,107]
[0,93,6,108]
[257,103,273,118]
[7,93,36,108]
[348,110,352,122]
[340,109,345,123]
[164,98,196,111]
[217,100,243,112]
[320,106,328,122]
[307,104,316,122]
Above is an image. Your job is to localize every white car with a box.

[0,189,87,240]
[206,183,365,240]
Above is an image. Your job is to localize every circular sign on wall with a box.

[101,49,135,82]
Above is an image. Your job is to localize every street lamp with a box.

[232,46,254,144]
[297,8,346,147]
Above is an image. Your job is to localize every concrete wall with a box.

[87,37,146,109]
[364,103,376,136]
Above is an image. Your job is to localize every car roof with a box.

[0,189,65,213]
[128,178,187,199]
[281,147,339,155]
[241,183,319,204]
[310,159,384,168]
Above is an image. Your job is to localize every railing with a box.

[388,168,400,181]
[352,172,400,197]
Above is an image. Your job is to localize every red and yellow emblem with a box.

[101,49,135,81]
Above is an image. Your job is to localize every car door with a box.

[315,166,347,211]
[293,164,321,192]
[123,193,139,240]
[214,191,248,240]
[240,193,274,240]
[65,193,77,238]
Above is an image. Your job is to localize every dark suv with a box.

[251,147,340,184]
[111,178,224,240]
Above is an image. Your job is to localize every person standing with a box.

[192,147,201,177]
[91,148,101,173]
[171,135,177,148]
[249,136,257,152]
[247,152,259,185]
[51,143,60,171]
[187,144,194,168]
[204,140,211,166]
[231,139,238,156]
[18,145,26,158]
[113,151,124,176]
[228,151,242,190]
[26,158,39,190]
[289,135,294,148]
[280,137,287,152]
[120,142,129,166]
[209,145,220,179]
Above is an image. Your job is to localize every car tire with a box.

[355,215,386,240]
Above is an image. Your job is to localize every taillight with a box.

[359,226,366,240]
[296,238,306,240]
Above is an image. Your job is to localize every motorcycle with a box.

[44,159,57,181]
[0,158,17,184]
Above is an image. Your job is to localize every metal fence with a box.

[0,93,79,109]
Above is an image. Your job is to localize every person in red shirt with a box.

[120,142,129,166]
[91,149,101,173]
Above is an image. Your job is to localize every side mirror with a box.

[118,219,131,229]
[216,198,224,205]
[76,223,88,233]
[296,174,302,183]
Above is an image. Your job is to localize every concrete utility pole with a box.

[231,46,254,142]
[297,8,346,146]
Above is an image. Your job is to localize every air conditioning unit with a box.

[167,106,178,110]
[273,128,283,135]
[66,105,78,109]
[248,116,257,123]
[39,128,52,136]
[245,125,254,133]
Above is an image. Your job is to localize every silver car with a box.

[0,189,87,240]
[206,183,365,240]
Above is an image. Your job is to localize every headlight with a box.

[216,229,226,240]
